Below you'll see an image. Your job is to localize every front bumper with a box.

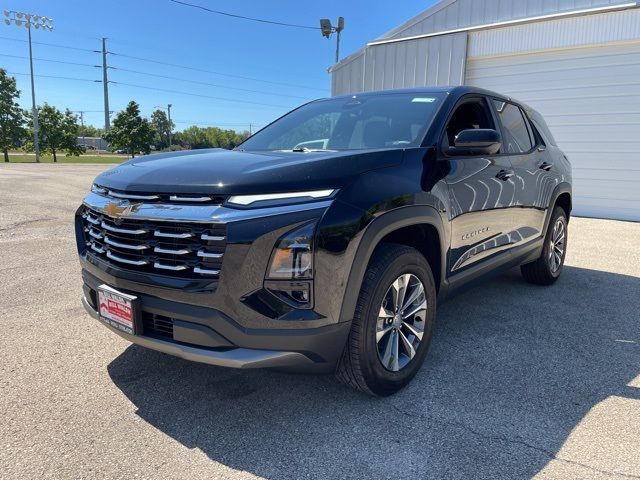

[82,296,317,369]
[81,269,351,373]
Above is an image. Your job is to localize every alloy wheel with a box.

[548,217,566,273]
[376,274,427,372]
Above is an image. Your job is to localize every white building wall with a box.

[332,32,467,95]
[466,9,640,221]
[379,0,629,40]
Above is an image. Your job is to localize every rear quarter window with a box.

[526,109,558,147]
[492,100,533,154]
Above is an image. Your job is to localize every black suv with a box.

[76,87,571,396]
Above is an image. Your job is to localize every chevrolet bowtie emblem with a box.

[104,200,141,220]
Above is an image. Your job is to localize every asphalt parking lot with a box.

[1,163,639,479]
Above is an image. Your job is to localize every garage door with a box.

[466,42,640,221]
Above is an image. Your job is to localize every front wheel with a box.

[521,206,568,285]
[336,244,437,396]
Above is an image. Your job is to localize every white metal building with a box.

[331,1,640,221]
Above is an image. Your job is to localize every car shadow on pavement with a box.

[108,266,640,479]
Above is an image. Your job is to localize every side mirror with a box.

[446,129,501,156]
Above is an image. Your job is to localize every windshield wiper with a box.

[290,147,337,153]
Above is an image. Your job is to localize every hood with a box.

[94,148,403,195]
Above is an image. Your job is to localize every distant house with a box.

[77,136,109,151]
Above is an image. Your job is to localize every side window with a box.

[442,98,496,149]
[492,100,533,154]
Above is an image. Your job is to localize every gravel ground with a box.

[1,163,639,480]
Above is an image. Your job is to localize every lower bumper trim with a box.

[82,296,316,369]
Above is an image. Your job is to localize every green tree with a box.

[174,125,250,150]
[0,69,26,162]
[77,124,102,138]
[104,101,154,157]
[28,104,84,162]
[150,109,174,149]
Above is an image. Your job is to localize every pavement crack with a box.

[391,403,640,479]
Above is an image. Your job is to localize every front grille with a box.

[80,206,226,280]
[142,312,174,339]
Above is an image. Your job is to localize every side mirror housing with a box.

[446,129,501,156]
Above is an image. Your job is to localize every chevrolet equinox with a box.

[76,87,572,396]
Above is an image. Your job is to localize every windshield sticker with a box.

[411,97,436,103]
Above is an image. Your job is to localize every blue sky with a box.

[0,0,436,132]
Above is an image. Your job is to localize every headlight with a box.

[227,189,336,207]
[267,221,315,279]
[91,184,107,195]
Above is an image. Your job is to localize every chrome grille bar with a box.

[108,190,160,201]
[102,221,147,235]
[154,246,191,255]
[169,195,213,202]
[85,213,100,225]
[154,261,189,271]
[197,250,223,259]
[106,251,149,266]
[194,266,220,275]
[201,234,225,241]
[104,236,150,251]
[88,228,103,240]
[89,242,105,254]
[155,230,193,239]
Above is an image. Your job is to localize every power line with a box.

[110,81,294,109]
[111,66,311,100]
[169,0,320,30]
[109,51,326,92]
[173,120,264,127]
[0,35,96,53]
[7,71,100,83]
[0,52,97,68]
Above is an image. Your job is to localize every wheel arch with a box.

[338,206,446,323]
[544,183,572,236]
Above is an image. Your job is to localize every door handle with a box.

[496,169,515,181]
[539,162,553,171]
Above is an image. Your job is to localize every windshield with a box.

[238,92,446,151]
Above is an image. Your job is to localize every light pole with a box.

[154,104,173,148]
[320,17,345,64]
[3,10,53,163]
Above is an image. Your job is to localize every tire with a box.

[336,243,437,396]
[521,206,568,285]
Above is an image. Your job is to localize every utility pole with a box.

[249,123,252,135]
[27,26,40,162]
[79,111,85,147]
[101,38,110,132]
[320,16,345,64]
[167,103,172,147]
[4,10,54,163]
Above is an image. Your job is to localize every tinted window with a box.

[493,100,533,153]
[238,93,445,151]
[443,98,496,148]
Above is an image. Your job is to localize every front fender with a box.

[334,205,447,324]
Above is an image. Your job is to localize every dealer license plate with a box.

[97,284,139,335]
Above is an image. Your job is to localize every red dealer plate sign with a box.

[97,284,138,335]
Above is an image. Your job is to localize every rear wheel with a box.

[521,206,568,285]
[336,244,436,396]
